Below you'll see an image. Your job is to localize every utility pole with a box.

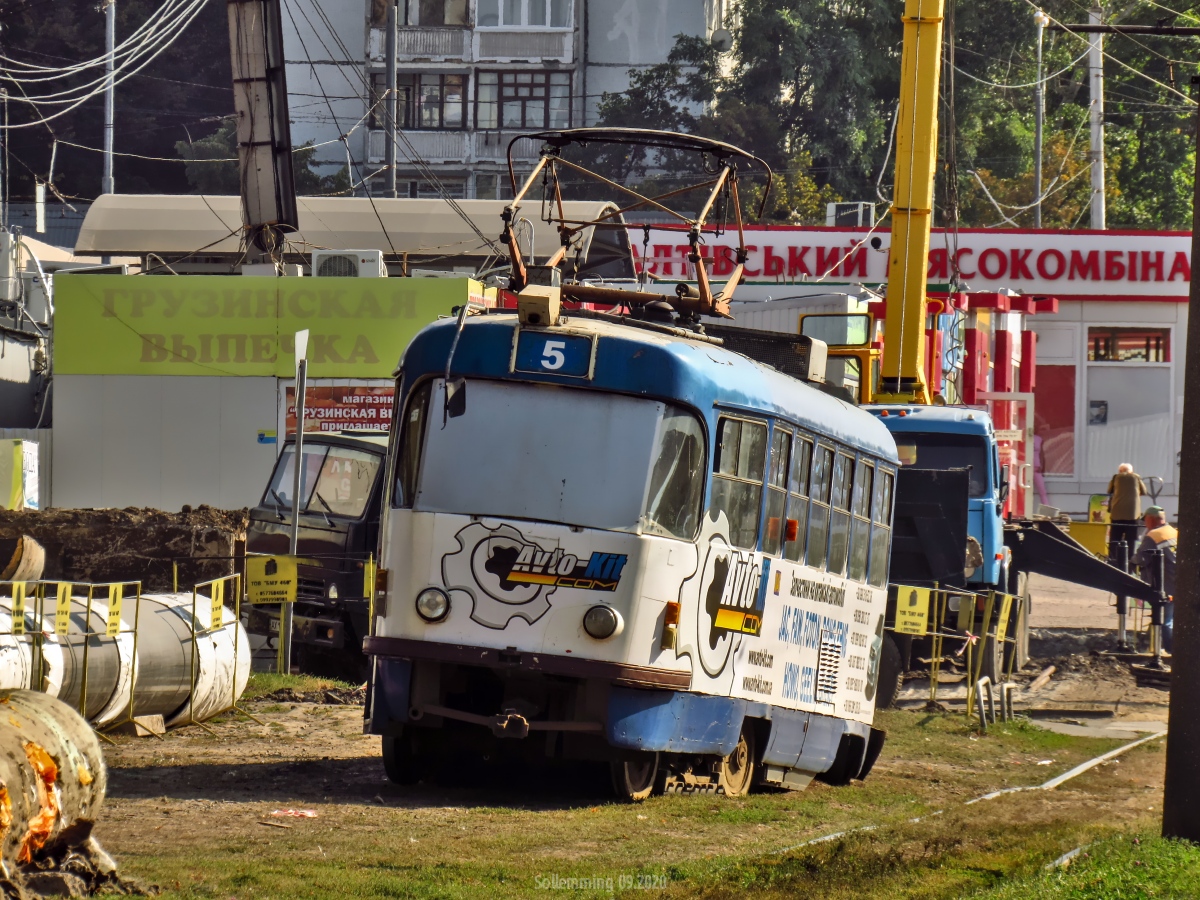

[282,329,309,676]
[1161,76,1200,844]
[1033,9,1048,228]
[102,0,115,195]
[1,88,7,229]
[1087,6,1105,229]
[227,0,299,264]
[384,1,398,199]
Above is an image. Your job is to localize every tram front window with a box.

[399,379,705,537]
[893,432,990,497]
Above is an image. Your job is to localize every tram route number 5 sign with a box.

[247,556,302,605]
[894,586,931,636]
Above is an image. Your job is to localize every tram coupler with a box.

[491,710,531,739]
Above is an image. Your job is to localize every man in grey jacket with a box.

[1132,505,1176,653]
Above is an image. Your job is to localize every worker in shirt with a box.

[1132,505,1176,653]
[1107,462,1148,552]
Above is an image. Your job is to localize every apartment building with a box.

[284,0,727,199]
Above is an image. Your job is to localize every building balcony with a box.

[367,129,470,164]
[475,29,572,62]
[474,131,545,161]
[367,27,572,64]
[368,27,469,62]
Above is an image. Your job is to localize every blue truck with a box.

[864,404,1024,699]
[860,401,1164,706]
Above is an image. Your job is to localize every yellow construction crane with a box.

[876,0,945,404]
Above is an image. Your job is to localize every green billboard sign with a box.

[53,274,490,377]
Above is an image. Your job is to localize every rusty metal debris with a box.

[0,690,145,898]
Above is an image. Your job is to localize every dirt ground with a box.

[88,653,1171,899]
[1027,574,1121,630]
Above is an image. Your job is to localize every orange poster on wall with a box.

[285,386,394,434]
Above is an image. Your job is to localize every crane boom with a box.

[878,0,945,404]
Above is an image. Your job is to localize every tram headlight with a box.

[415,587,450,622]
[583,604,623,640]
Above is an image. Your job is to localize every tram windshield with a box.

[397,379,706,537]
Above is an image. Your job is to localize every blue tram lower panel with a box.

[365,662,869,783]
[605,686,865,777]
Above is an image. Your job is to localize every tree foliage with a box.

[0,0,234,200]
[5,0,1199,231]
[174,120,350,195]
[595,0,1199,230]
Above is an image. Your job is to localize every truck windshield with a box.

[398,379,706,538]
[893,432,990,497]
[265,444,382,518]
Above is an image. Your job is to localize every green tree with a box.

[175,120,350,195]
[2,0,234,199]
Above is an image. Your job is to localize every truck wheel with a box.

[611,752,658,802]
[382,733,425,786]
[1007,572,1031,671]
[978,632,1005,684]
[875,633,902,709]
[981,572,1031,682]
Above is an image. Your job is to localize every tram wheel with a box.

[718,726,756,797]
[611,752,659,802]
[382,733,425,786]
[875,633,902,710]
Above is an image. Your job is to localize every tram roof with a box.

[402,314,899,463]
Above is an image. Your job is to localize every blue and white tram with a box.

[364,307,899,799]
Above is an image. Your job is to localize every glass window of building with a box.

[477,71,570,129]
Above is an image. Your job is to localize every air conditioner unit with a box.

[311,249,388,278]
[825,202,876,228]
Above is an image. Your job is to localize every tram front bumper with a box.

[362,635,690,690]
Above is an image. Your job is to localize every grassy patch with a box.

[976,833,1200,899]
[99,709,1163,900]
[242,672,357,701]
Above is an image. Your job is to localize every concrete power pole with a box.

[1034,9,1048,228]
[227,0,299,264]
[385,1,398,199]
[102,0,115,195]
[1088,6,1106,229]
[1162,77,1200,843]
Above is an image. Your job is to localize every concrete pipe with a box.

[0,537,45,582]
[0,608,34,693]
[0,590,250,729]
[37,598,134,729]
[0,690,106,872]
[142,592,251,728]
[126,592,203,721]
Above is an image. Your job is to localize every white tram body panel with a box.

[379,510,888,727]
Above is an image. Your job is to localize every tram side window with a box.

[827,453,854,576]
[643,406,706,540]
[848,461,874,582]
[394,380,433,508]
[869,468,895,587]
[784,436,813,562]
[711,417,766,550]
[807,445,833,569]
[762,426,791,556]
